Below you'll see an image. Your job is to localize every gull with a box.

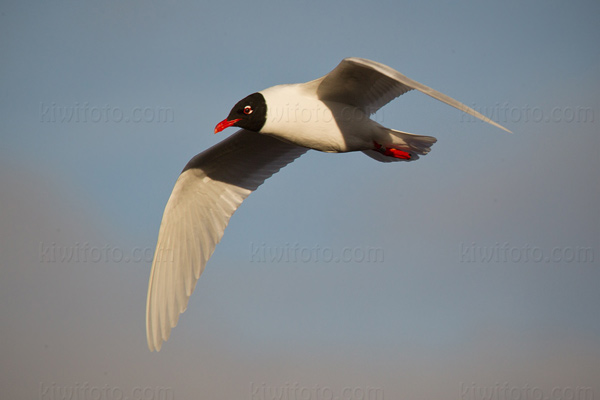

[146,57,510,351]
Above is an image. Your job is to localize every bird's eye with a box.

[243,105,253,115]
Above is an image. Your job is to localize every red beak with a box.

[214,118,241,134]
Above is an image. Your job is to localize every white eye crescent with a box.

[243,105,253,115]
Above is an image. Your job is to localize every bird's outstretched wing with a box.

[314,57,511,133]
[146,130,308,351]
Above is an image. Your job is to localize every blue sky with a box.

[1,0,599,399]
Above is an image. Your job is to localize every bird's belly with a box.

[261,96,374,152]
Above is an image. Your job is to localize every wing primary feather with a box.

[146,130,307,351]
[316,57,511,133]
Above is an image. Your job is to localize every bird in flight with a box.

[146,57,510,351]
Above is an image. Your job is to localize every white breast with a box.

[259,84,375,152]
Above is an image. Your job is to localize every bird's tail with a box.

[362,128,437,162]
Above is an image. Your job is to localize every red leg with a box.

[373,141,412,160]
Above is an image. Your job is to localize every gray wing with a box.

[314,57,511,133]
[146,130,308,351]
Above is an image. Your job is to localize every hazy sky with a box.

[1,1,599,399]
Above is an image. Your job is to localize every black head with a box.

[214,92,267,133]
